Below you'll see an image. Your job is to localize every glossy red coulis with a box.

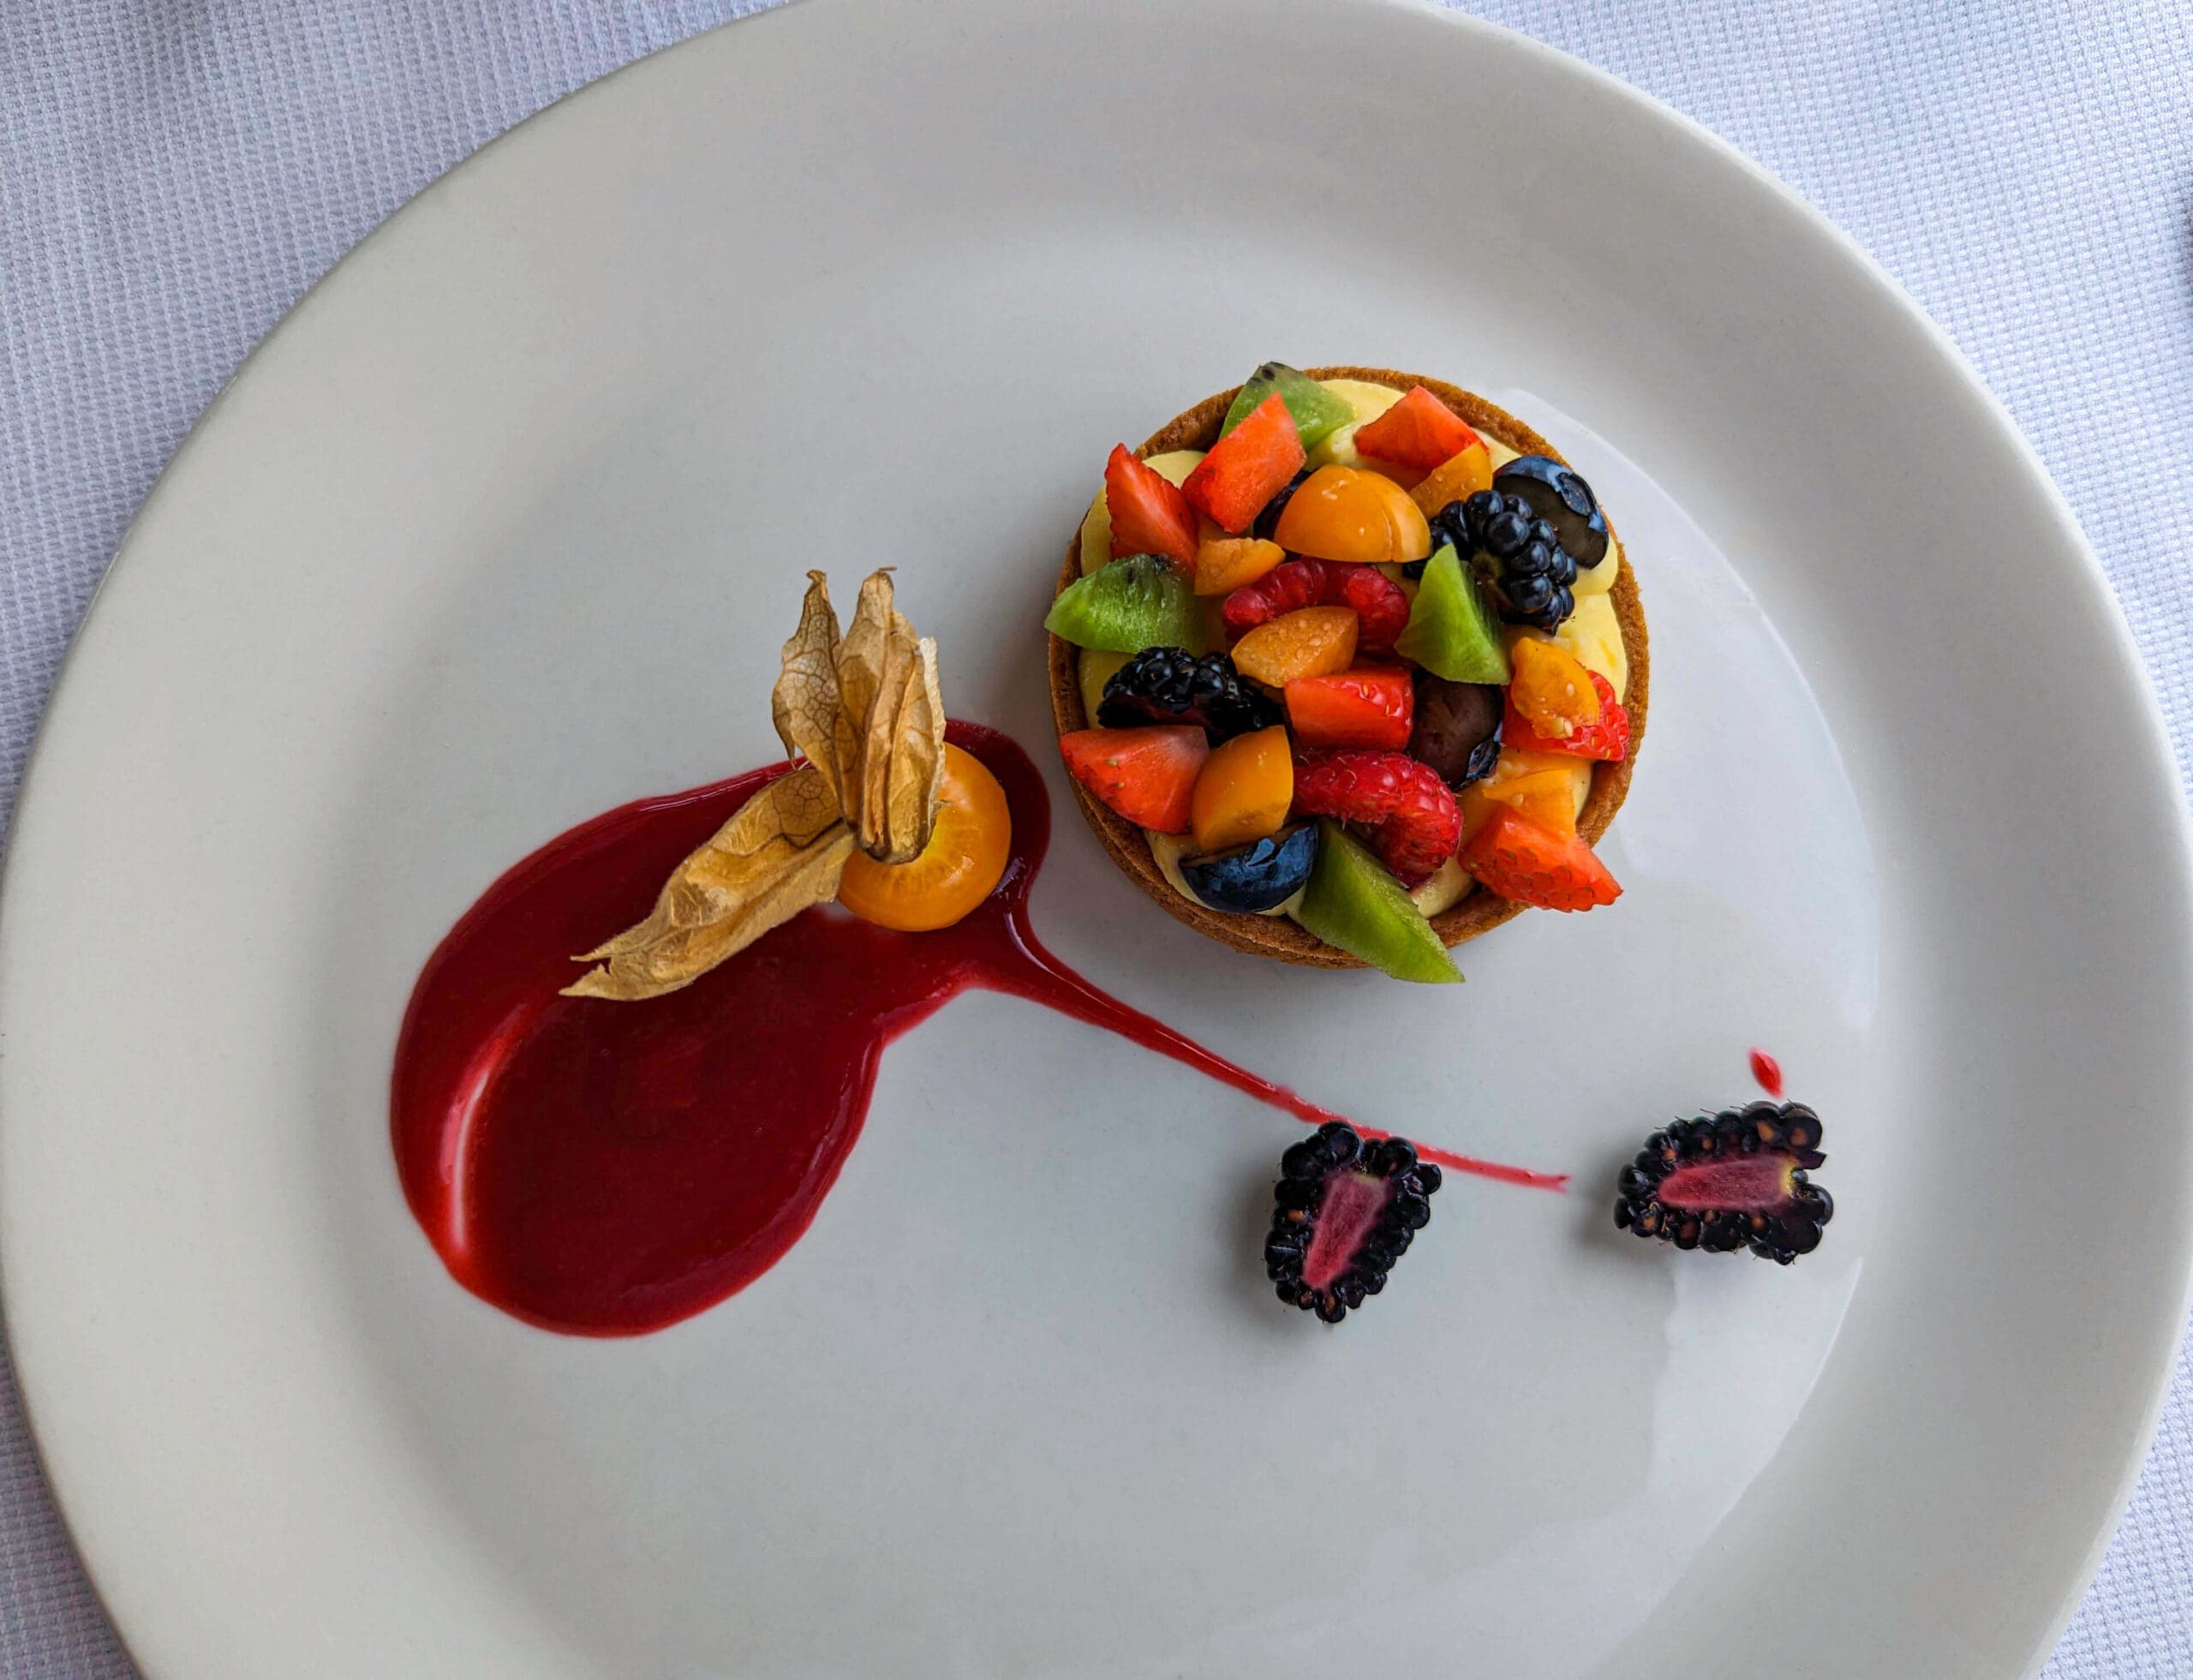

[1749,1048,1784,1098]
[392,724,1564,1336]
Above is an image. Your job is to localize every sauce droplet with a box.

[1749,1048,1784,1098]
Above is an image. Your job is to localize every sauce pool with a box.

[391,723,1564,1336]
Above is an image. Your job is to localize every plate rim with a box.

[3,0,2189,1673]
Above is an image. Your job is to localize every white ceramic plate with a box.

[5,1,2190,1674]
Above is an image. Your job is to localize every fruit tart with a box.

[1046,363,1648,981]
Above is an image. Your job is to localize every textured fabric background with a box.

[3,1,2190,1673]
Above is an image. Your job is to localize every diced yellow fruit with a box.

[1194,535,1285,596]
[1230,605,1358,686]
[1146,830,1202,901]
[1273,465,1431,565]
[1509,637,1602,737]
[1409,443,1494,517]
[1190,726,1294,853]
[1460,747,1592,843]
[1563,756,1593,820]
[1409,855,1474,917]
[1503,625,1545,657]
[1081,451,1203,575]
[1557,593,1628,702]
[1318,379,1407,424]
[1483,433,1520,469]
[1144,449,1205,487]
[1574,531,1621,595]
[1079,490,1112,576]
[1306,381,1404,471]
[1482,768,1581,834]
[1078,649,1132,721]
[1308,419,1363,471]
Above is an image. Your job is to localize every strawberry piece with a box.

[1502,670,1630,762]
[1291,750,1461,887]
[1183,392,1306,534]
[1104,445,1200,569]
[1221,558,1410,653]
[1286,667,1415,750]
[1353,386,1482,474]
[1461,805,1622,911]
[1059,726,1210,834]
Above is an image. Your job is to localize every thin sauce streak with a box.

[391,724,1564,1336]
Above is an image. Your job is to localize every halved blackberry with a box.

[1265,1122,1443,1322]
[1422,489,1577,632]
[1614,1103,1833,1265]
[1097,647,1280,743]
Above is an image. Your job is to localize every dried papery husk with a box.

[565,569,945,1000]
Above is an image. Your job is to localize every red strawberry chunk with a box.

[1461,805,1621,911]
[1059,726,1210,834]
[1285,667,1415,750]
[1353,386,1483,473]
[1502,669,1629,762]
[1104,445,1200,569]
[1292,750,1461,887]
[1183,393,1306,533]
[1221,558,1409,653]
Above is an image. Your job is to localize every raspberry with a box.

[1331,565,1412,654]
[1291,750,1461,887]
[1221,559,1410,653]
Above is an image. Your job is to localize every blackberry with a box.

[1420,490,1577,632]
[1493,455,1608,568]
[1613,1103,1833,1265]
[1251,464,1313,541]
[1265,1122,1443,1323]
[1097,647,1279,743]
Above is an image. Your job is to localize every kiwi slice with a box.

[1044,554,1208,655]
[1395,542,1509,685]
[1219,362,1354,450]
[1295,822,1461,984]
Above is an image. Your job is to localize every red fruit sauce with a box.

[391,723,1564,1336]
[1749,1048,1784,1098]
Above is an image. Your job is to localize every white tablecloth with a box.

[3,2,2190,1673]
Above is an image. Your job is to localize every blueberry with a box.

[1179,823,1318,912]
[1493,455,1608,567]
